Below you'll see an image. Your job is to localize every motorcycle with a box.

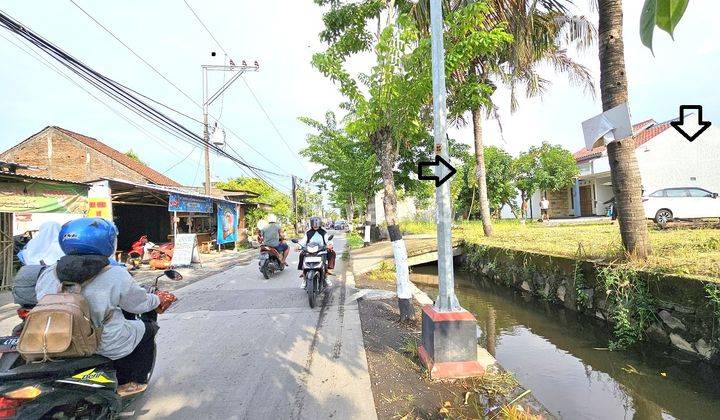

[292,235,333,308]
[257,234,285,279]
[126,235,174,271]
[0,270,181,419]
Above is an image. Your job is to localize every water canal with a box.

[411,265,720,419]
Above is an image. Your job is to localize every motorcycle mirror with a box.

[328,234,334,241]
[291,238,299,243]
[164,269,183,281]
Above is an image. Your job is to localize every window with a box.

[649,190,664,197]
[688,188,712,198]
[665,189,688,198]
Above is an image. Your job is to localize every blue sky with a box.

[1,1,718,194]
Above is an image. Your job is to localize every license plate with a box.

[0,336,18,353]
[305,256,322,263]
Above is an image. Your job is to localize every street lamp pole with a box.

[201,62,259,194]
[429,0,460,312]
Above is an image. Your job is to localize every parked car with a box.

[334,220,348,230]
[643,187,720,224]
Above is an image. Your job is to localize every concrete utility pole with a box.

[429,0,460,312]
[292,175,298,234]
[202,61,259,194]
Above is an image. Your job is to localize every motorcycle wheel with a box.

[261,260,270,279]
[308,290,316,309]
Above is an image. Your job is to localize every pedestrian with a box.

[540,196,550,222]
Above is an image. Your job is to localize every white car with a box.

[643,187,720,224]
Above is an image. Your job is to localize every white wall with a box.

[13,212,84,234]
[635,126,720,194]
[593,179,614,215]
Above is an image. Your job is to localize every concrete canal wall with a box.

[460,243,720,364]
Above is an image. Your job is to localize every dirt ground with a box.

[356,274,550,420]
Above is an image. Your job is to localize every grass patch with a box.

[367,260,397,282]
[346,231,364,249]
[401,220,720,280]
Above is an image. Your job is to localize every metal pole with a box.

[430,0,460,312]
[292,175,298,234]
[203,67,211,195]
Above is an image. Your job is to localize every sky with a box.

[1,1,719,196]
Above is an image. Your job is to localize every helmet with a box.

[267,214,277,224]
[309,216,321,230]
[59,218,118,257]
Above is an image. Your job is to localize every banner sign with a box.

[168,193,212,213]
[0,181,88,213]
[87,198,112,220]
[171,234,201,266]
[216,202,238,245]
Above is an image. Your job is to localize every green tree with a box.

[453,145,516,219]
[514,142,578,218]
[640,0,688,52]
[216,177,292,229]
[125,149,145,165]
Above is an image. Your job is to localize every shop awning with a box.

[95,178,242,209]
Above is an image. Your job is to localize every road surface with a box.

[131,232,377,419]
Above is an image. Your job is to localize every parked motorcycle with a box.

[126,235,174,270]
[0,270,181,419]
[292,235,333,308]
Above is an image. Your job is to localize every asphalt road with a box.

[131,232,377,419]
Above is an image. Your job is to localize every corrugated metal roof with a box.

[0,170,89,186]
[98,177,242,206]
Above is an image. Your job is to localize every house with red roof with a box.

[529,116,720,219]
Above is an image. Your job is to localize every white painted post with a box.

[430,0,460,312]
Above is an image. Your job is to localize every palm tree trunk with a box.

[598,0,651,258]
[372,127,414,322]
[472,107,493,236]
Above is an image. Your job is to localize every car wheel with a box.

[655,209,673,225]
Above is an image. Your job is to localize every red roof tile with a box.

[53,127,182,187]
[573,120,671,163]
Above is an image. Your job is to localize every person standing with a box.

[540,196,550,222]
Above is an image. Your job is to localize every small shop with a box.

[0,166,89,288]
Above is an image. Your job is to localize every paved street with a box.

[131,232,377,419]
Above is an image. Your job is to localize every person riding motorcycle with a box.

[297,216,335,288]
[260,214,289,266]
[34,218,161,397]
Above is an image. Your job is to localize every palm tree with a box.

[598,0,651,258]
[411,1,595,235]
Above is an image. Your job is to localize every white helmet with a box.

[267,214,277,224]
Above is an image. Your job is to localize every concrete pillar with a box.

[572,180,581,217]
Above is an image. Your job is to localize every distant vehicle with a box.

[643,187,720,224]
[333,220,348,230]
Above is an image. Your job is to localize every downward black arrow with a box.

[417,155,457,187]
[671,105,711,142]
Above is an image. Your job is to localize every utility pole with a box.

[417,0,483,380]
[202,60,259,194]
[292,175,298,234]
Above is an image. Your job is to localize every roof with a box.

[573,119,672,163]
[52,126,182,187]
[97,177,242,206]
[0,170,89,186]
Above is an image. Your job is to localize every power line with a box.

[182,0,229,57]
[67,0,291,177]
[0,8,283,178]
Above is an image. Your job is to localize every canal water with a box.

[412,265,720,420]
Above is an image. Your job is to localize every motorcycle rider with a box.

[297,216,335,288]
[260,214,289,266]
[35,218,161,397]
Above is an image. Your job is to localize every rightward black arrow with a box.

[417,155,457,187]
[671,105,711,142]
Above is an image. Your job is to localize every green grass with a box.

[400,220,720,280]
[346,231,365,249]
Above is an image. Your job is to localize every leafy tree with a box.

[216,177,292,229]
[410,0,593,237]
[453,144,515,219]
[598,0,651,258]
[514,142,578,218]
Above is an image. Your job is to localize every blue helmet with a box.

[59,218,118,257]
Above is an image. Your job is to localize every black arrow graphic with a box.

[671,105,711,142]
[417,155,457,187]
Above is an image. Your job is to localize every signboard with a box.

[168,193,212,213]
[0,181,88,213]
[171,234,201,266]
[216,202,238,245]
[581,103,633,150]
[87,198,112,220]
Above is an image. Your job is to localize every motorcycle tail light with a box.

[4,386,41,400]
[16,308,30,319]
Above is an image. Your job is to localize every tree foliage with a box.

[216,177,293,229]
[640,0,688,52]
[514,142,578,203]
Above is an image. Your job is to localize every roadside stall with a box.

[0,168,89,288]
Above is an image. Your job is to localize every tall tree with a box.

[410,0,594,237]
[598,0,651,258]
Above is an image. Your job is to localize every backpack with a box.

[17,266,110,362]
